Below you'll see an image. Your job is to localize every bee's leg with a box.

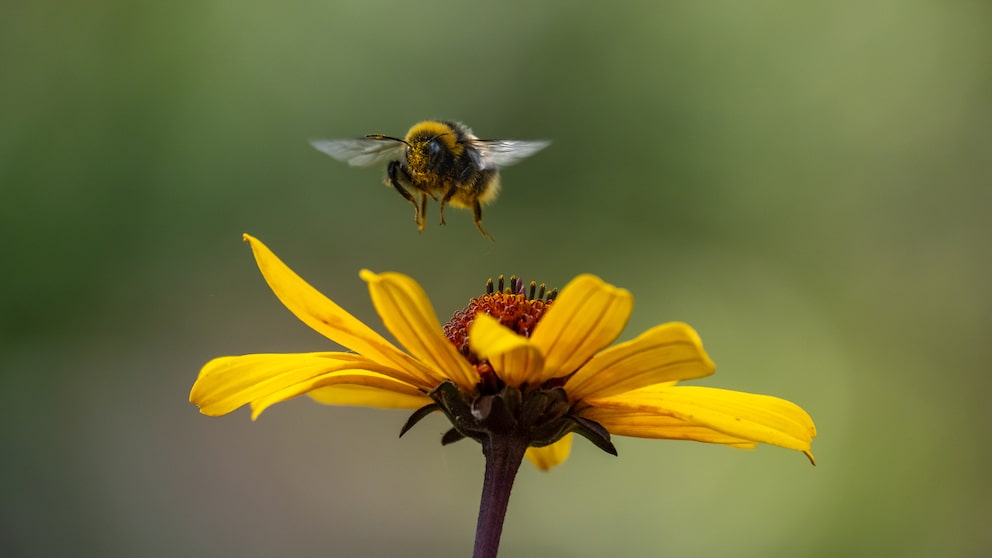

[472,200,494,241]
[418,193,428,232]
[439,185,458,225]
[387,161,420,227]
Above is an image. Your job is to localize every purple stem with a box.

[473,435,529,558]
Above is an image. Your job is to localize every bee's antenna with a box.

[366,134,410,146]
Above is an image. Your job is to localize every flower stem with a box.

[473,435,528,558]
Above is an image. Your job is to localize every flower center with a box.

[443,275,557,364]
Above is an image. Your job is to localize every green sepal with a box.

[571,415,618,456]
[501,385,523,418]
[398,402,440,438]
[430,381,489,442]
[441,428,467,446]
[519,387,568,427]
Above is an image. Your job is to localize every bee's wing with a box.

[475,139,551,169]
[310,138,404,167]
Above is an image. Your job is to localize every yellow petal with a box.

[250,370,427,419]
[565,322,715,401]
[360,270,479,390]
[581,407,757,448]
[525,433,573,471]
[308,384,432,409]
[243,234,440,388]
[529,274,633,381]
[587,385,816,458]
[190,352,422,419]
[468,313,545,387]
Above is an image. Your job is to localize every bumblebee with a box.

[311,120,549,240]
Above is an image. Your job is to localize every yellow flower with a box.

[190,235,816,470]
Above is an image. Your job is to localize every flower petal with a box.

[190,352,423,419]
[468,313,545,387]
[565,322,715,401]
[581,407,757,448]
[525,433,573,471]
[587,385,816,461]
[308,385,431,409]
[361,270,480,390]
[250,371,427,419]
[243,234,440,388]
[529,274,633,381]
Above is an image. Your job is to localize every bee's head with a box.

[404,121,462,171]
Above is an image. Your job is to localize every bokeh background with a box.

[3,1,990,556]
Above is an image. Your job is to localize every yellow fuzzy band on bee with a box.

[405,121,464,156]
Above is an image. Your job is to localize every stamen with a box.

[486,275,556,302]
[443,276,559,363]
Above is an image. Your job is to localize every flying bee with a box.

[311,120,550,240]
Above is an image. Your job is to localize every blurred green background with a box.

[3,1,990,556]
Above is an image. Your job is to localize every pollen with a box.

[443,275,558,362]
